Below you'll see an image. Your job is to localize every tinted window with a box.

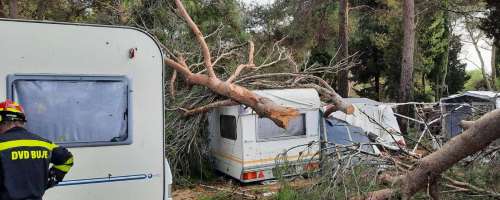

[10,76,129,146]
[326,118,374,153]
[220,115,237,140]
[257,114,306,140]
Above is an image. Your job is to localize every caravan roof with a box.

[253,88,321,109]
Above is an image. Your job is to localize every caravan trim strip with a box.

[213,151,318,165]
[57,174,151,186]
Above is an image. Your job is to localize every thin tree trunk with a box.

[362,109,500,200]
[8,0,16,18]
[398,0,415,134]
[491,40,497,90]
[34,0,49,20]
[375,73,381,101]
[337,0,349,97]
[465,20,492,91]
[439,1,450,98]
[0,0,6,18]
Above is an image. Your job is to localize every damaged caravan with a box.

[326,98,406,151]
[208,89,321,182]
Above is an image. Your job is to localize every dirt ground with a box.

[172,177,315,200]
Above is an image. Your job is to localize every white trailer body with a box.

[208,89,321,182]
[0,19,172,200]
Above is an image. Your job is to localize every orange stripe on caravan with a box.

[213,151,317,166]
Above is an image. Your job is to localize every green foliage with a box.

[480,0,500,41]
[350,0,403,101]
[443,163,500,200]
[417,1,449,99]
[464,69,488,91]
[275,185,299,200]
[446,35,470,94]
[274,163,388,199]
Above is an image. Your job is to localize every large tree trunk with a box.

[399,0,415,103]
[398,0,415,134]
[363,109,500,200]
[8,0,16,18]
[337,0,349,97]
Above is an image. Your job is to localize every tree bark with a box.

[375,73,381,101]
[362,109,500,200]
[337,0,349,97]
[8,0,16,18]
[0,0,6,18]
[491,40,497,90]
[398,0,415,134]
[34,0,49,20]
[399,0,415,103]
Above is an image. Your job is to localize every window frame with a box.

[219,115,237,140]
[256,113,307,142]
[7,74,133,148]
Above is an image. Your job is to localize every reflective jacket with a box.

[0,127,73,200]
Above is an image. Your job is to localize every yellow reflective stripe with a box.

[0,108,22,113]
[54,164,71,172]
[0,140,57,151]
[64,157,74,165]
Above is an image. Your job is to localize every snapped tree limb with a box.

[360,109,500,200]
[166,0,301,128]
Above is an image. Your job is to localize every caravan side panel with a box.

[0,20,165,200]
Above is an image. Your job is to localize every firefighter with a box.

[0,100,73,200]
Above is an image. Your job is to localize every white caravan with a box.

[0,19,172,200]
[208,89,321,182]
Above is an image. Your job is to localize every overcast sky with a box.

[239,0,493,73]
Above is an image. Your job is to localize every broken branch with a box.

[363,109,500,199]
[226,41,255,83]
[182,99,239,116]
[459,120,474,130]
[174,0,215,77]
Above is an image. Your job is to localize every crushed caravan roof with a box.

[253,88,321,109]
[327,98,405,151]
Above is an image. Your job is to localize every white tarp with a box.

[328,98,405,150]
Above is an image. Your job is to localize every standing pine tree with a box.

[446,35,470,94]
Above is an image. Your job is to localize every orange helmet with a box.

[0,100,26,123]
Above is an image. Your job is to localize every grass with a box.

[198,192,232,200]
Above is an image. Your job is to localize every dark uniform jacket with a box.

[0,127,73,200]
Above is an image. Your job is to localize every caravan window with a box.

[220,115,237,140]
[257,114,306,140]
[7,75,130,147]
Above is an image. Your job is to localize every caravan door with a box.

[0,19,171,200]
